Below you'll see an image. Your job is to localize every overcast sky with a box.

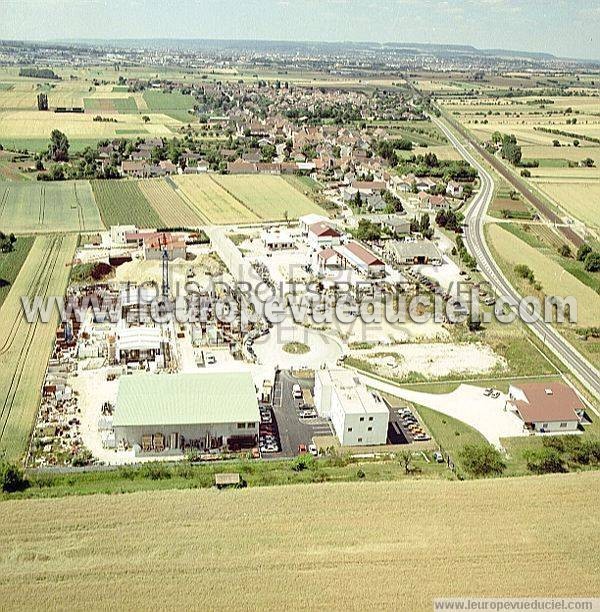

[1,0,599,60]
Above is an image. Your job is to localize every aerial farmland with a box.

[0,20,599,610]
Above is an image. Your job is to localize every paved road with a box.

[433,117,600,398]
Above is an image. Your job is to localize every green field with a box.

[83,97,139,113]
[0,180,103,233]
[0,236,34,307]
[0,234,77,461]
[0,473,598,609]
[212,174,327,221]
[142,90,196,121]
[91,179,164,227]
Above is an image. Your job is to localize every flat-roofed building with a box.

[384,239,443,266]
[315,368,389,446]
[261,229,294,250]
[113,372,260,453]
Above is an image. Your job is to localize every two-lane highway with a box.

[433,117,600,399]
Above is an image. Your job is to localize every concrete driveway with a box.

[253,318,344,370]
[357,373,527,449]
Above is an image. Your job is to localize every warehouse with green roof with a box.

[113,372,260,454]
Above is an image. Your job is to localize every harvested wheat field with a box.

[1,473,599,611]
[137,178,202,227]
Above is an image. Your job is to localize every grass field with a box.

[211,174,327,221]
[138,178,203,227]
[487,224,599,327]
[142,90,196,121]
[0,473,598,609]
[91,180,163,228]
[532,180,600,230]
[0,234,77,461]
[0,181,103,233]
[0,236,34,307]
[174,174,261,224]
[83,97,139,113]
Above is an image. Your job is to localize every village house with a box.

[446,180,464,198]
[507,382,585,433]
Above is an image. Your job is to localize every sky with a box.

[1,0,599,60]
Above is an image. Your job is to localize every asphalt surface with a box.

[434,117,600,399]
[270,370,333,458]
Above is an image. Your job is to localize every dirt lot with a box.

[351,342,506,379]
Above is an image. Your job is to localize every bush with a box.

[558,244,571,258]
[0,460,28,492]
[576,243,592,262]
[459,444,506,477]
[525,447,567,474]
[584,251,600,272]
[520,169,531,177]
[514,264,535,283]
[356,468,366,479]
[291,454,315,472]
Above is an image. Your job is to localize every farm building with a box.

[334,241,386,277]
[384,239,443,266]
[308,222,343,249]
[314,368,389,446]
[261,229,294,250]
[507,382,584,433]
[113,372,260,453]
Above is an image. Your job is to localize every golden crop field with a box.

[138,178,203,227]
[521,144,600,163]
[0,110,177,141]
[212,174,327,221]
[174,174,261,224]
[0,234,77,461]
[0,473,599,610]
[487,224,600,327]
[0,180,104,233]
[531,180,600,230]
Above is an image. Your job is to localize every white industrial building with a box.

[113,372,260,453]
[315,368,389,446]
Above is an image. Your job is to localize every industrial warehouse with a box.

[113,372,260,453]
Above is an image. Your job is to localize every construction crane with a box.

[160,232,169,299]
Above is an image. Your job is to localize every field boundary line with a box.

[163,176,211,225]
[208,175,262,222]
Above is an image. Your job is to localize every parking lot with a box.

[269,370,334,458]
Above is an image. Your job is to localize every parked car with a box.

[308,444,318,456]
[205,353,216,365]
[433,451,444,463]
[483,388,493,396]
[491,390,500,399]
[298,444,307,454]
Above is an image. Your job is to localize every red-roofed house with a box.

[308,222,343,249]
[507,382,585,433]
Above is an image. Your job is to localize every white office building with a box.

[315,368,389,446]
